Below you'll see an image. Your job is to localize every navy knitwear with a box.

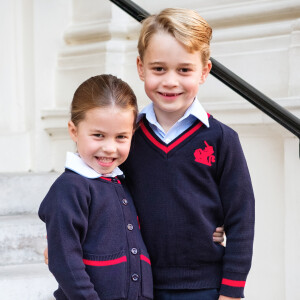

[122,114,255,298]
[39,154,153,300]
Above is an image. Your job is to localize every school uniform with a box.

[39,152,153,300]
[122,99,255,299]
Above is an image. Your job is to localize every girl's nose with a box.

[102,141,116,153]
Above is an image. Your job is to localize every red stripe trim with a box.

[221,278,246,287]
[140,254,151,265]
[100,177,121,184]
[100,177,111,182]
[140,121,168,152]
[83,256,127,266]
[140,120,203,154]
[137,216,141,229]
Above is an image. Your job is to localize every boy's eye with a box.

[179,68,190,73]
[153,67,164,72]
[93,134,104,138]
[117,135,127,140]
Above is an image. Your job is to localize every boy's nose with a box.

[162,72,179,87]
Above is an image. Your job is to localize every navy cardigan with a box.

[122,115,255,298]
[39,170,153,300]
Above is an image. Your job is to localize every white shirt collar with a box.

[65,152,123,179]
[137,97,210,128]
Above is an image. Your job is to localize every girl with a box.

[39,74,153,300]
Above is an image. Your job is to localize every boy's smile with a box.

[137,31,211,130]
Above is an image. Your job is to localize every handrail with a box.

[109,0,300,139]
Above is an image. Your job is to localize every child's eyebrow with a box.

[91,129,131,135]
[148,61,165,66]
[178,63,197,67]
[148,62,196,67]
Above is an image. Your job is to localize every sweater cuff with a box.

[219,271,248,298]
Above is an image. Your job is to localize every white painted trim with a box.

[201,0,300,27]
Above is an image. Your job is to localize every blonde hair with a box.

[71,74,138,127]
[138,8,212,65]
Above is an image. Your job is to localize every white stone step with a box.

[0,214,47,265]
[0,263,57,300]
[0,172,59,215]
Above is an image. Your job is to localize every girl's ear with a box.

[68,120,78,143]
[136,56,145,81]
[200,60,212,84]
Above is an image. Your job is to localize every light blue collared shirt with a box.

[137,98,210,144]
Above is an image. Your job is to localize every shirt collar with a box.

[65,152,123,179]
[137,97,210,128]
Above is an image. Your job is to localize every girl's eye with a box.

[93,134,103,138]
[117,135,127,140]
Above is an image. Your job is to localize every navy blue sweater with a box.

[39,170,153,300]
[122,115,255,298]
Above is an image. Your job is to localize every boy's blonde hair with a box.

[138,8,212,65]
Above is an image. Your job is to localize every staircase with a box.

[0,173,59,299]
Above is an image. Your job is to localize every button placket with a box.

[127,224,134,231]
[131,273,139,282]
[131,248,138,255]
[115,184,141,298]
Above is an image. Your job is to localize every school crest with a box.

[194,141,215,166]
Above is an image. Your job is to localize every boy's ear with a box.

[136,56,145,81]
[68,120,78,143]
[200,60,212,84]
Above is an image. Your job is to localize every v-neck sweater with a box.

[122,115,255,298]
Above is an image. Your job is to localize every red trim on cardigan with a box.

[140,254,151,265]
[137,216,141,229]
[139,114,210,154]
[83,256,127,266]
[83,255,151,266]
[221,278,246,287]
[100,177,121,184]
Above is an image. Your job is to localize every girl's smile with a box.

[68,106,135,175]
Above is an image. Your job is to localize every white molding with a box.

[205,97,300,112]
[201,0,300,28]
[41,109,69,139]
[212,20,294,43]
[56,39,137,70]
[63,19,140,45]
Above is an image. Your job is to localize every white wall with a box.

[1,0,299,299]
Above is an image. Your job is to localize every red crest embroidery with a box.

[194,141,216,166]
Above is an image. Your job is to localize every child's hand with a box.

[44,247,48,265]
[219,296,240,300]
[213,225,225,245]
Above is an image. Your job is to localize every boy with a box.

[122,8,255,300]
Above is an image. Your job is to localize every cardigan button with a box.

[131,248,138,255]
[122,199,128,205]
[127,224,133,231]
[131,273,139,282]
